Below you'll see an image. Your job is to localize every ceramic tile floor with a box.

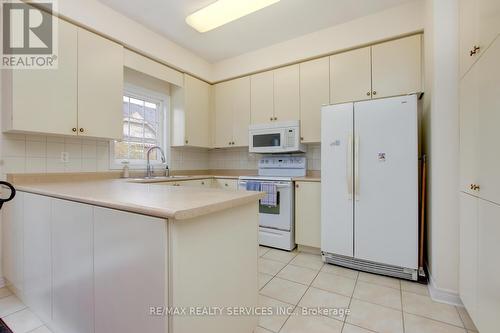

[0,248,480,333]
[0,287,50,333]
[257,246,479,333]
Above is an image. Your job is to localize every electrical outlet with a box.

[60,152,69,163]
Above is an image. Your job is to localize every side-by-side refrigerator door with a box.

[353,95,419,269]
[321,103,354,257]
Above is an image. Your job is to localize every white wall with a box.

[423,0,460,300]
[57,0,212,81]
[212,0,425,81]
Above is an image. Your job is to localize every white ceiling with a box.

[97,0,413,62]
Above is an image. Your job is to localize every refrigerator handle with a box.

[347,134,353,200]
[355,135,360,201]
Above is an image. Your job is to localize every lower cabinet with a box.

[2,192,167,333]
[52,199,94,333]
[459,191,500,333]
[294,181,321,248]
[459,192,478,319]
[476,198,500,333]
[94,207,166,333]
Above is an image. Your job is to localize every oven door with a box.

[249,129,285,153]
[239,180,293,231]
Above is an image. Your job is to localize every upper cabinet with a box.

[2,18,78,137]
[476,35,500,206]
[250,71,274,124]
[77,28,123,139]
[371,35,422,99]
[330,47,372,104]
[171,74,212,148]
[2,18,124,140]
[459,0,500,77]
[274,64,300,122]
[300,57,329,143]
[214,77,250,148]
[250,65,300,124]
[330,35,422,104]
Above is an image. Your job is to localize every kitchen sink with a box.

[128,175,190,183]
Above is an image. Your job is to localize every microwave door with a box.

[251,130,284,153]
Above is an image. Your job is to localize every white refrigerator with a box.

[321,95,419,280]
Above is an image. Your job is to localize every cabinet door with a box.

[477,199,500,333]
[459,64,479,195]
[185,75,211,147]
[295,182,321,248]
[371,35,422,98]
[10,18,77,136]
[1,192,24,294]
[52,199,94,333]
[251,71,274,124]
[94,207,166,333]
[231,76,251,146]
[330,47,371,104]
[274,64,300,122]
[77,28,123,140]
[214,81,233,148]
[459,192,478,320]
[477,36,500,205]
[459,0,479,77]
[300,57,329,143]
[478,0,500,53]
[23,194,52,324]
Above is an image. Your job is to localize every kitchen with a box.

[0,0,499,333]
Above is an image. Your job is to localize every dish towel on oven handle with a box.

[260,183,278,207]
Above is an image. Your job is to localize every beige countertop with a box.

[14,179,264,220]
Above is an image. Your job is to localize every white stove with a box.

[239,156,306,251]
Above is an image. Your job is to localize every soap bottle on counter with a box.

[121,161,130,178]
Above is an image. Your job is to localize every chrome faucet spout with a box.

[146,146,167,178]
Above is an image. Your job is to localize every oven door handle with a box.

[239,181,291,189]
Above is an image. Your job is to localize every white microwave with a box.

[249,121,306,153]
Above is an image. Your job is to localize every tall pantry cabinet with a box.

[458,0,500,330]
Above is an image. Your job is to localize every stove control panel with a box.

[258,155,307,176]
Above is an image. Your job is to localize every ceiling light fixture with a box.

[186,0,281,33]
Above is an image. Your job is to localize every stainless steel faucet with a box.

[146,146,167,178]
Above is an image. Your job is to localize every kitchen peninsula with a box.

[2,175,263,333]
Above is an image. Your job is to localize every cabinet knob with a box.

[72,128,77,132]
[274,117,278,121]
[225,183,228,187]
[372,91,377,96]
[366,92,371,96]
[295,184,299,188]
[470,184,481,191]
[79,128,84,133]
[270,117,273,121]
[470,45,480,56]
[300,137,304,141]
[185,139,188,144]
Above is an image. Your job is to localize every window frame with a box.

[110,83,170,170]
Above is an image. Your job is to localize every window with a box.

[111,85,168,169]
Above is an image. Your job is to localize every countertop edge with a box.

[15,185,265,221]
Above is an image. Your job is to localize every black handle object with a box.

[0,181,16,210]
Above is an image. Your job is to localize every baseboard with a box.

[426,265,463,306]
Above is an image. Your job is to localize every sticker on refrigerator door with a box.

[377,152,386,162]
[330,140,341,147]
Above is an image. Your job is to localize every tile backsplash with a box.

[0,133,110,179]
[0,133,321,178]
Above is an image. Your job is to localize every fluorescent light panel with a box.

[186,0,281,33]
